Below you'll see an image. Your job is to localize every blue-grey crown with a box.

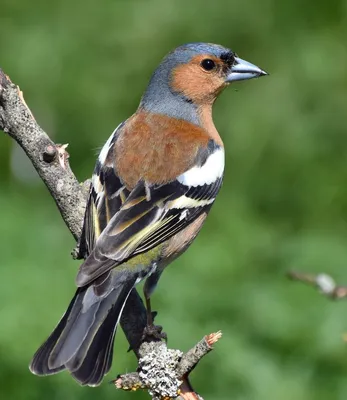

[166,42,233,65]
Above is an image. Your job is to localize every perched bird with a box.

[30,42,267,386]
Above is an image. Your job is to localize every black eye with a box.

[201,59,216,71]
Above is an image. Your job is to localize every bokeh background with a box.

[1,0,347,399]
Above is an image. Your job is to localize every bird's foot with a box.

[127,312,165,352]
[141,323,168,343]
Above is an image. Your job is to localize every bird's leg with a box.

[145,296,153,326]
[141,295,167,342]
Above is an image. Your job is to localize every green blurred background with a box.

[1,0,347,399]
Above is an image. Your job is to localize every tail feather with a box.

[30,273,137,386]
[69,310,118,385]
[47,290,86,369]
[29,290,80,376]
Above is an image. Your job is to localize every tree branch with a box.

[0,68,221,399]
[114,332,222,399]
[287,270,347,342]
[0,70,86,240]
[287,270,347,299]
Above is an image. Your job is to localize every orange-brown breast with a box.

[114,112,210,188]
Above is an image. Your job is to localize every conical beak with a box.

[226,57,268,82]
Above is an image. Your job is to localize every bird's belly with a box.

[161,212,208,263]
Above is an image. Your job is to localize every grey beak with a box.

[226,57,268,82]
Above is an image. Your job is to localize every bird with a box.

[29,42,267,386]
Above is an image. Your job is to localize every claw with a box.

[141,324,168,343]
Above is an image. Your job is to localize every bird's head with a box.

[140,43,267,120]
[162,43,267,104]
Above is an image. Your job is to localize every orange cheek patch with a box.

[171,55,226,104]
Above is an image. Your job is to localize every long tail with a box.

[29,273,137,386]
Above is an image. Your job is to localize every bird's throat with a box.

[197,103,223,146]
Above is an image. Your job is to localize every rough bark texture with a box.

[0,72,86,240]
[0,68,221,399]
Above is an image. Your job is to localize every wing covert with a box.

[77,172,223,287]
[78,123,127,257]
